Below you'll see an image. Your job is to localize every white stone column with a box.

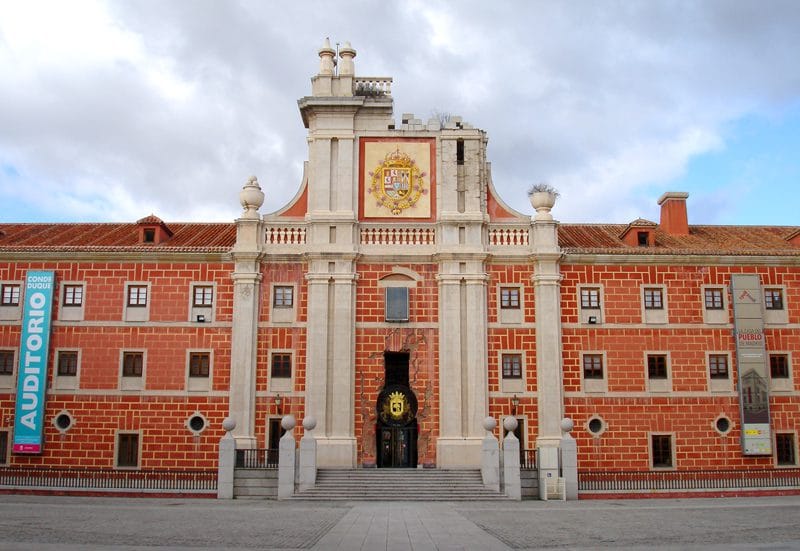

[464,274,489,438]
[436,274,465,466]
[304,272,331,445]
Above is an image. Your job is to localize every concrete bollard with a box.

[277,415,297,499]
[217,417,236,499]
[481,416,500,492]
[298,416,318,491]
[502,417,521,500]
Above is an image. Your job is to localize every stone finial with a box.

[338,41,356,76]
[281,414,297,431]
[318,38,335,75]
[222,416,236,432]
[560,417,574,434]
[302,416,317,432]
[239,175,264,219]
[482,416,497,433]
[503,416,518,434]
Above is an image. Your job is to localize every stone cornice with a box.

[563,253,800,266]
[0,251,232,263]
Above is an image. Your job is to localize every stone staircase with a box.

[291,468,507,501]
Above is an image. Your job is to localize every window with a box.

[647,354,668,380]
[273,286,293,308]
[643,288,663,310]
[651,434,673,468]
[116,433,139,468]
[0,350,13,376]
[189,352,210,378]
[709,354,729,379]
[192,286,213,307]
[583,354,603,379]
[764,288,784,310]
[122,352,144,377]
[57,351,78,376]
[580,288,600,309]
[501,354,522,379]
[637,231,649,247]
[127,285,148,307]
[776,433,796,466]
[704,288,724,310]
[500,287,520,309]
[0,284,20,306]
[62,284,83,307]
[143,228,155,243]
[0,431,7,465]
[271,353,291,379]
[770,354,790,379]
[385,287,409,322]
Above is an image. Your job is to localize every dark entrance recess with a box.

[267,418,285,451]
[376,352,418,468]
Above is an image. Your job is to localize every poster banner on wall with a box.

[12,271,56,454]
[730,274,772,455]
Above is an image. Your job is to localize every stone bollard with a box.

[217,417,237,499]
[481,416,500,492]
[277,415,297,499]
[502,417,521,500]
[298,416,318,491]
[561,418,578,500]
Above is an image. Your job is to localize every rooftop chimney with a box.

[657,192,689,236]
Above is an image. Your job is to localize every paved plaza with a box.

[0,494,799,550]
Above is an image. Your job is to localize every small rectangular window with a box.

[57,351,78,376]
[651,434,673,468]
[770,354,790,379]
[704,288,724,310]
[637,231,649,246]
[765,289,784,310]
[271,353,291,379]
[63,284,84,307]
[143,228,155,243]
[500,288,520,309]
[580,288,600,309]
[189,352,210,378]
[583,354,604,380]
[456,139,464,165]
[117,433,139,468]
[192,286,213,307]
[385,287,409,322]
[1,284,20,306]
[501,354,522,379]
[127,285,148,307]
[709,354,729,379]
[0,350,14,376]
[776,433,796,466]
[273,286,294,308]
[0,431,8,465]
[644,288,663,310]
[122,352,143,377]
[647,354,668,380]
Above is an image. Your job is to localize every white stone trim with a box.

[186,349,213,392]
[700,284,728,325]
[585,415,607,438]
[577,284,605,325]
[113,429,142,470]
[58,281,86,321]
[268,349,294,393]
[498,350,526,394]
[0,280,23,321]
[769,351,794,393]
[648,431,677,470]
[123,281,151,322]
[640,284,668,324]
[774,431,799,467]
[53,348,81,390]
[581,351,607,394]
[52,409,75,434]
[189,281,216,323]
[763,284,789,325]
[269,282,297,324]
[706,351,733,393]
[119,349,146,391]
[712,413,733,436]
[644,351,672,393]
[0,346,17,390]
[497,284,524,325]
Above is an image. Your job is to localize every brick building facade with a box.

[0,42,798,479]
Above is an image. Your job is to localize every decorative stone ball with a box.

[281,414,296,431]
[303,416,317,431]
[561,417,574,433]
[482,416,496,432]
[503,416,518,432]
[221,417,236,432]
[239,175,265,212]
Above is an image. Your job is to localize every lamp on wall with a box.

[196,314,206,323]
[511,394,520,415]
[588,316,597,324]
[275,394,282,414]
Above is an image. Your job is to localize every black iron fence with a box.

[580,468,800,492]
[0,466,217,492]
[235,448,279,469]
[521,449,537,470]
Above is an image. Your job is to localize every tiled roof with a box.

[0,222,236,253]
[560,224,800,256]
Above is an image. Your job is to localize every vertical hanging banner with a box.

[12,270,56,454]
[730,274,772,455]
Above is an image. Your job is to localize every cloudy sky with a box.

[1,0,799,226]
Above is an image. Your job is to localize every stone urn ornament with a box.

[528,183,559,220]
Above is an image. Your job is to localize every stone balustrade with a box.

[265,225,307,245]
[354,77,392,96]
[360,225,435,246]
[488,225,530,247]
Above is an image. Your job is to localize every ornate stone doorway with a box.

[376,352,418,468]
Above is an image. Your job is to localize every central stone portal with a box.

[376,352,418,468]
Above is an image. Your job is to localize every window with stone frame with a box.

[647,354,668,380]
[189,352,210,378]
[385,287,409,322]
[583,354,604,380]
[0,284,20,306]
[116,433,139,468]
[192,286,213,308]
[643,287,664,310]
[709,354,729,379]
[271,353,291,379]
[122,352,144,377]
[500,287,520,310]
[0,350,13,376]
[764,288,784,310]
[704,288,724,310]
[57,351,78,377]
[501,353,522,379]
[770,354,790,379]
[776,433,796,466]
[0,431,8,465]
[273,286,294,308]
[651,434,673,468]
[62,284,84,307]
[580,288,601,309]
[126,285,148,307]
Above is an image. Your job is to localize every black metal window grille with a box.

[704,288,724,310]
[57,351,78,376]
[117,433,139,468]
[0,351,13,376]
[193,286,213,307]
[709,354,729,379]
[189,353,210,378]
[776,433,796,466]
[271,353,291,379]
[1,284,20,306]
[583,354,603,379]
[273,286,293,308]
[63,285,83,307]
[122,352,143,377]
[651,434,673,468]
[502,354,522,379]
[644,288,663,309]
[770,354,790,379]
[765,289,784,310]
[500,287,520,309]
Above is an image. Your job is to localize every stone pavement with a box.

[1,495,800,550]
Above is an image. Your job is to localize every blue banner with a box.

[12,271,56,454]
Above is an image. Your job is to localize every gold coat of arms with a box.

[368,149,427,215]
